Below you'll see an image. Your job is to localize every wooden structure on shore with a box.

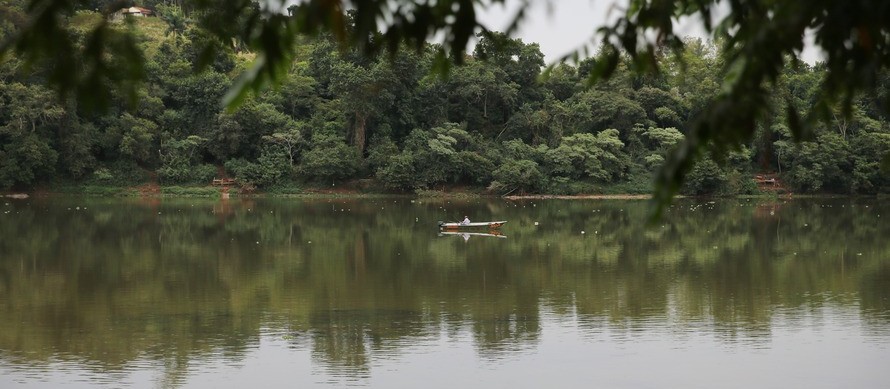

[212,178,236,186]
[754,174,790,194]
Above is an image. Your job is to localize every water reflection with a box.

[438,231,507,240]
[0,197,888,386]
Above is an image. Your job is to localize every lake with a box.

[1,196,888,388]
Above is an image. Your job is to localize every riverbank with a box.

[6,185,650,199]
[4,182,873,200]
[504,194,653,200]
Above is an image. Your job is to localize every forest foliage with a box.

[1,1,889,195]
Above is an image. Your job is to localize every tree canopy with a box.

[1,0,890,210]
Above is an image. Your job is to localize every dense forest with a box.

[1,1,889,195]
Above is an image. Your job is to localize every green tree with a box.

[776,132,853,192]
[300,132,359,182]
[541,63,578,102]
[157,135,213,184]
[446,59,519,133]
[329,58,395,155]
[377,123,493,190]
[208,101,297,161]
[491,159,544,194]
[116,113,159,166]
[545,130,627,182]
[473,32,546,103]
[562,90,648,135]
[0,82,65,188]
[263,123,304,170]
[639,126,684,169]
[225,145,292,187]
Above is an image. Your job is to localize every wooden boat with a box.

[438,221,507,230]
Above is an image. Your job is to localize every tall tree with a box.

[329,59,394,155]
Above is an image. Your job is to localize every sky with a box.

[476,0,628,62]
[275,0,821,64]
[476,0,822,64]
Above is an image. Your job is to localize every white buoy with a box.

[534,222,539,226]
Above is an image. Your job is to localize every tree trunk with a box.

[483,92,488,118]
[757,126,773,171]
[354,112,367,155]
[832,112,848,139]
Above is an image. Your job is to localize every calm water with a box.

[0,196,888,388]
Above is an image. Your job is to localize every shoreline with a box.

[5,184,881,200]
[504,194,653,200]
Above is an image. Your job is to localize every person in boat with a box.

[461,216,470,225]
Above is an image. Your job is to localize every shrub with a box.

[161,186,220,197]
[683,157,727,195]
[299,133,359,181]
[377,153,417,190]
[491,159,544,194]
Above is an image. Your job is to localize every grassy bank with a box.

[13,178,868,200]
[44,184,227,198]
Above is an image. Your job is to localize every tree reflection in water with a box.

[0,197,888,378]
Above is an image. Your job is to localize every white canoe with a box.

[438,221,507,229]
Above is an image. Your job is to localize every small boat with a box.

[438,221,507,230]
